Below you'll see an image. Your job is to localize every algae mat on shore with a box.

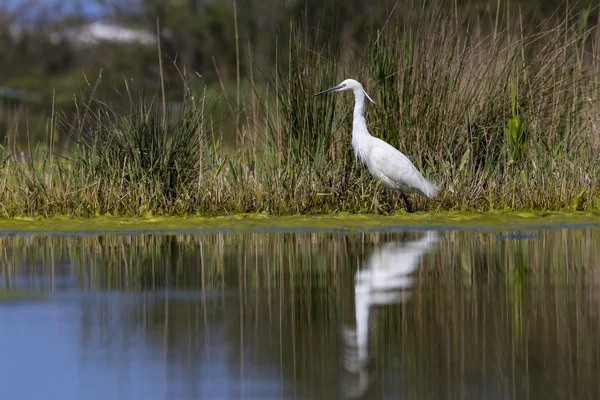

[1,212,600,234]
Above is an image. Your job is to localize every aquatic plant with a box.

[0,2,598,216]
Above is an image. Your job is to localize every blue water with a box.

[1,228,599,399]
[0,293,292,400]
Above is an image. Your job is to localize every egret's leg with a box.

[383,189,392,213]
[401,193,414,213]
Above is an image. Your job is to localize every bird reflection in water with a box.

[343,231,438,398]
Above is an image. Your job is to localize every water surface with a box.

[1,227,599,399]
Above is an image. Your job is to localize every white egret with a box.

[316,79,438,212]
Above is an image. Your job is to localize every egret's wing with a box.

[370,139,430,193]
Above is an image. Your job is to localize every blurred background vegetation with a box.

[1,0,599,216]
[1,0,596,146]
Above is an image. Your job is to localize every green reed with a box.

[0,3,599,216]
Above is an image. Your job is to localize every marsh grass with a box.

[0,3,599,216]
[72,95,204,215]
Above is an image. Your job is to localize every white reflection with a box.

[344,231,438,398]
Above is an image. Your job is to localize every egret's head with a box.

[315,79,376,104]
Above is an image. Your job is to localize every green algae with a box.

[1,211,600,234]
[0,289,44,302]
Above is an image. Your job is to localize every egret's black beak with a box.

[315,85,343,96]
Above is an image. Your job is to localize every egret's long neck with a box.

[350,89,372,164]
[352,90,369,137]
[352,89,366,123]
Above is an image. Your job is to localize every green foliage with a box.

[0,2,598,216]
[505,115,527,163]
[504,81,529,164]
[75,97,203,209]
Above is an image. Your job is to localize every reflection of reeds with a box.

[1,229,599,398]
[2,229,600,290]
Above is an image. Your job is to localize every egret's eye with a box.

[342,84,346,87]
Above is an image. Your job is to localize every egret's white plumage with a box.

[316,78,438,211]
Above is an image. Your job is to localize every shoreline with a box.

[1,211,600,234]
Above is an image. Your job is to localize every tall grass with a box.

[0,3,599,217]
[72,95,204,215]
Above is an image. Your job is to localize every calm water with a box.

[1,227,600,399]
